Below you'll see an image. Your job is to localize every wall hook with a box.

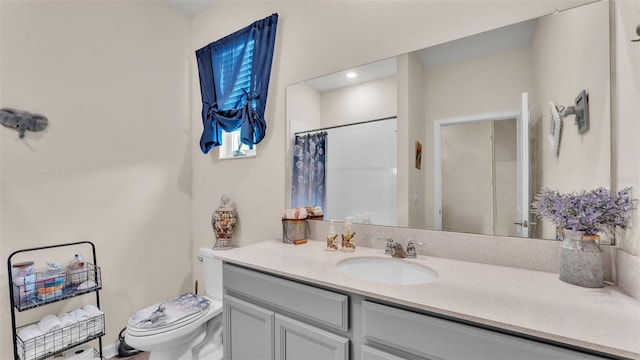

[0,108,48,138]
[632,24,640,42]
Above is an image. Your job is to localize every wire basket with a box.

[16,313,105,360]
[13,263,102,311]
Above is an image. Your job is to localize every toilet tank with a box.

[199,247,223,300]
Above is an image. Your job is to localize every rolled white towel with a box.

[70,308,89,322]
[83,305,104,336]
[57,312,76,327]
[282,207,308,219]
[77,280,97,290]
[70,309,91,339]
[17,324,43,342]
[82,304,103,316]
[44,329,65,355]
[57,312,75,347]
[16,326,41,360]
[38,314,62,334]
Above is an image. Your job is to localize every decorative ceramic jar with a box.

[558,229,604,288]
[211,195,237,250]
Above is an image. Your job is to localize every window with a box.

[219,39,257,159]
[195,14,278,157]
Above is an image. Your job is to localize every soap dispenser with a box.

[341,217,356,252]
[68,253,87,285]
[326,220,338,251]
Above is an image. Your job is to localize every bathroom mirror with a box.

[286,0,611,241]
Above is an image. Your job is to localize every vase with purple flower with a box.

[533,187,635,288]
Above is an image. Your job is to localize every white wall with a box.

[0,1,191,354]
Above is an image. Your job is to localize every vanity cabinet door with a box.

[275,314,349,360]
[224,294,275,360]
[362,301,608,360]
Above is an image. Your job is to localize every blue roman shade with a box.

[195,14,278,154]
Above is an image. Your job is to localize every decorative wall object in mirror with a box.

[286,0,611,242]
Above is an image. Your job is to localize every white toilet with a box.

[125,247,224,360]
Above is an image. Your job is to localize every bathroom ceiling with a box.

[162,0,217,16]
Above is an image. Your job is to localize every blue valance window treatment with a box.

[291,132,327,211]
[195,13,278,154]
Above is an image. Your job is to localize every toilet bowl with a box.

[125,248,223,360]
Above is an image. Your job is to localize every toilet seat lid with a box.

[128,293,210,332]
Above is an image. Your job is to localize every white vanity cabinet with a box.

[223,263,349,360]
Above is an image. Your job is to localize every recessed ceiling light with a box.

[346,72,357,79]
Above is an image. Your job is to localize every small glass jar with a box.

[340,217,356,252]
[326,220,338,251]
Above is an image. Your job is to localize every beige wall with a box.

[321,77,396,128]
[400,53,426,229]
[530,0,611,239]
[287,82,321,134]
[0,1,191,354]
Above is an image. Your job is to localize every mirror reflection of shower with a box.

[292,117,398,226]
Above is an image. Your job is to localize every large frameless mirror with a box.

[286,0,610,242]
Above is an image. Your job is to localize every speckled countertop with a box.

[214,240,640,359]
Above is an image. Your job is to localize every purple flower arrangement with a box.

[532,187,635,236]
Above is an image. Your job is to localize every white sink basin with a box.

[337,257,438,285]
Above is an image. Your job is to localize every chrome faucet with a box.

[404,241,418,258]
[383,238,395,255]
[391,242,406,258]
[380,238,424,258]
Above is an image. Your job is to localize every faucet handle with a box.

[404,240,425,258]
[377,237,395,255]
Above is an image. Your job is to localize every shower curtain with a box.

[291,132,327,211]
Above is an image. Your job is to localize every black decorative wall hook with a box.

[0,108,48,138]
[632,24,640,42]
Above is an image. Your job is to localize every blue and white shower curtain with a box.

[291,132,327,210]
